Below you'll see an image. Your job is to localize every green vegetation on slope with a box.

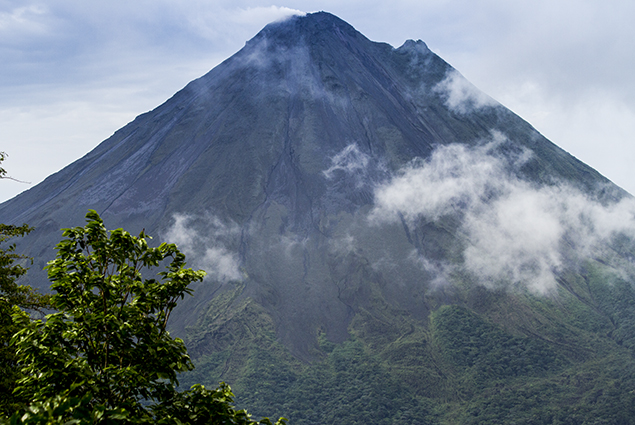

[1,211,286,425]
[183,259,635,425]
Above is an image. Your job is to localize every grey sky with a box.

[1,0,634,202]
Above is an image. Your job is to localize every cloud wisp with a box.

[322,143,390,193]
[323,144,370,180]
[434,69,499,114]
[163,213,243,283]
[370,136,635,294]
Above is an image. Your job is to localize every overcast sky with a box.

[1,0,634,202]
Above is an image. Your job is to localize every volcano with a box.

[3,12,635,423]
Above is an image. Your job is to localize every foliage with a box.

[1,383,286,425]
[153,383,284,425]
[181,265,635,425]
[0,151,7,179]
[182,294,437,424]
[3,211,285,424]
[0,223,49,309]
[431,305,560,378]
[585,265,635,351]
[0,222,51,415]
[187,335,435,425]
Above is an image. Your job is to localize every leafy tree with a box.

[4,210,285,424]
[3,383,284,425]
[0,223,51,415]
[0,151,48,414]
[0,223,49,309]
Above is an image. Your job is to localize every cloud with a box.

[163,213,243,283]
[229,6,305,25]
[408,253,455,288]
[370,135,635,294]
[3,0,635,205]
[434,69,498,114]
[322,143,390,195]
[369,133,514,223]
[463,186,566,293]
[182,4,304,44]
[0,4,50,41]
[328,233,357,256]
[323,144,370,180]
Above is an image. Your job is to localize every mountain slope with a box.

[3,12,635,424]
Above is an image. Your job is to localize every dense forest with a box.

[180,257,635,424]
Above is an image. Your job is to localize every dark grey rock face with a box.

[0,12,618,358]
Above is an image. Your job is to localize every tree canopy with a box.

[0,222,50,415]
[2,210,286,424]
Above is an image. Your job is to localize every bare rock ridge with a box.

[3,12,635,422]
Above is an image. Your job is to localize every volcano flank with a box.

[3,12,635,424]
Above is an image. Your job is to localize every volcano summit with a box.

[3,12,635,423]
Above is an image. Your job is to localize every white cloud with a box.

[229,6,305,25]
[370,135,513,223]
[408,252,454,288]
[163,213,243,282]
[504,89,635,196]
[2,0,635,203]
[463,187,566,293]
[323,144,370,180]
[371,137,635,294]
[434,69,498,114]
[328,233,356,255]
[0,4,49,39]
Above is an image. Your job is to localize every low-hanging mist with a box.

[370,133,635,294]
[163,213,243,283]
[434,69,499,114]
